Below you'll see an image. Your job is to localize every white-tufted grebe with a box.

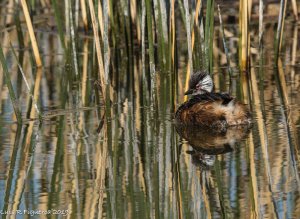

[175,71,251,128]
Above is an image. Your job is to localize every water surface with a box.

[0,3,300,219]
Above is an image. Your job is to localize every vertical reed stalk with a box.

[201,173,212,219]
[291,0,298,20]
[80,0,88,31]
[184,0,202,101]
[239,0,249,71]
[276,58,300,186]
[169,0,177,110]
[145,0,156,105]
[51,0,66,51]
[2,125,22,214]
[192,0,202,50]
[88,0,106,98]
[141,0,146,77]
[249,67,270,219]
[248,132,260,218]
[159,0,168,43]
[274,0,287,63]
[154,0,167,68]
[178,0,186,30]
[169,0,176,70]
[217,5,233,78]
[81,40,88,106]
[0,45,22,123]
[98,1,104,37]
[291,24,298,82]
[65,0,70,36]
[10,44,41,119]
[28,68,42,119]
[75,0,79,27]
[103,0,110,83]
[214,158,230,218]
[145,0,155,73]
[183,0,193,75]
[69,0,79,77]
[20,0,42,67]
[108,0,116,47]
[291,25,298,67]
[204,0,215,73]
[259,0,264,46]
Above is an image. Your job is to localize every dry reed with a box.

[20,0,42,67]
[88,0,106,98]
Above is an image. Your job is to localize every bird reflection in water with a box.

[175,124,251,169]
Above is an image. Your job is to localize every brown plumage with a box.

[175,93,251,128]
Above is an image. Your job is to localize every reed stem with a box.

[291,0,298,20]
[20,0,42,67]
[88,0,106,99]
[52,0,66,51]
[80,0,88,31]
[10,44,41,119]
[184,0,202,101]
[145,0,156,106]
[0,45,22,123]
[217,5,233,78]
[183,0,193,75]
[259,0,264,46]
[239,0,249,71]
[274,0,287,63]
[204,0,215,74]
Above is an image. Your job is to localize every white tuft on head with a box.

[193,74,213,95]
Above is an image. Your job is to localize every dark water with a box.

[0,6,300,219]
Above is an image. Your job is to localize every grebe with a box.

[175,71,251,128]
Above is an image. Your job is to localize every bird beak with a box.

[184,89,193,95]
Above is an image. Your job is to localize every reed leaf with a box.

[291,0,298,20]
[183,0,193,75]
[204,0,215,74]
[169,0,176,70]
[10,44,41,119]
[0,44,22,123]
[80,0,88,31]
[259,0,264,46]
[52,0,66,50]
[274,0,287,63]
[69,0,79,77]
[145,0,157,106]
[184,0,202,101]
[88,0,106,98]
[154,0,167,68]
[103,0,110,82]
[217,5,233,78]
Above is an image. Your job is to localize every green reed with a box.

[10,44,41,119]
[69,0,79,77]
[154,0,167,69]
[0,45,22,123]
[258,0,264,46]
[184,0,193,75]
[52,0,66,51]
[274,0,287,63]
[2,125,22,213]
[145,0,157,107]
[204,0,215,74]
[217,5,233,79]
